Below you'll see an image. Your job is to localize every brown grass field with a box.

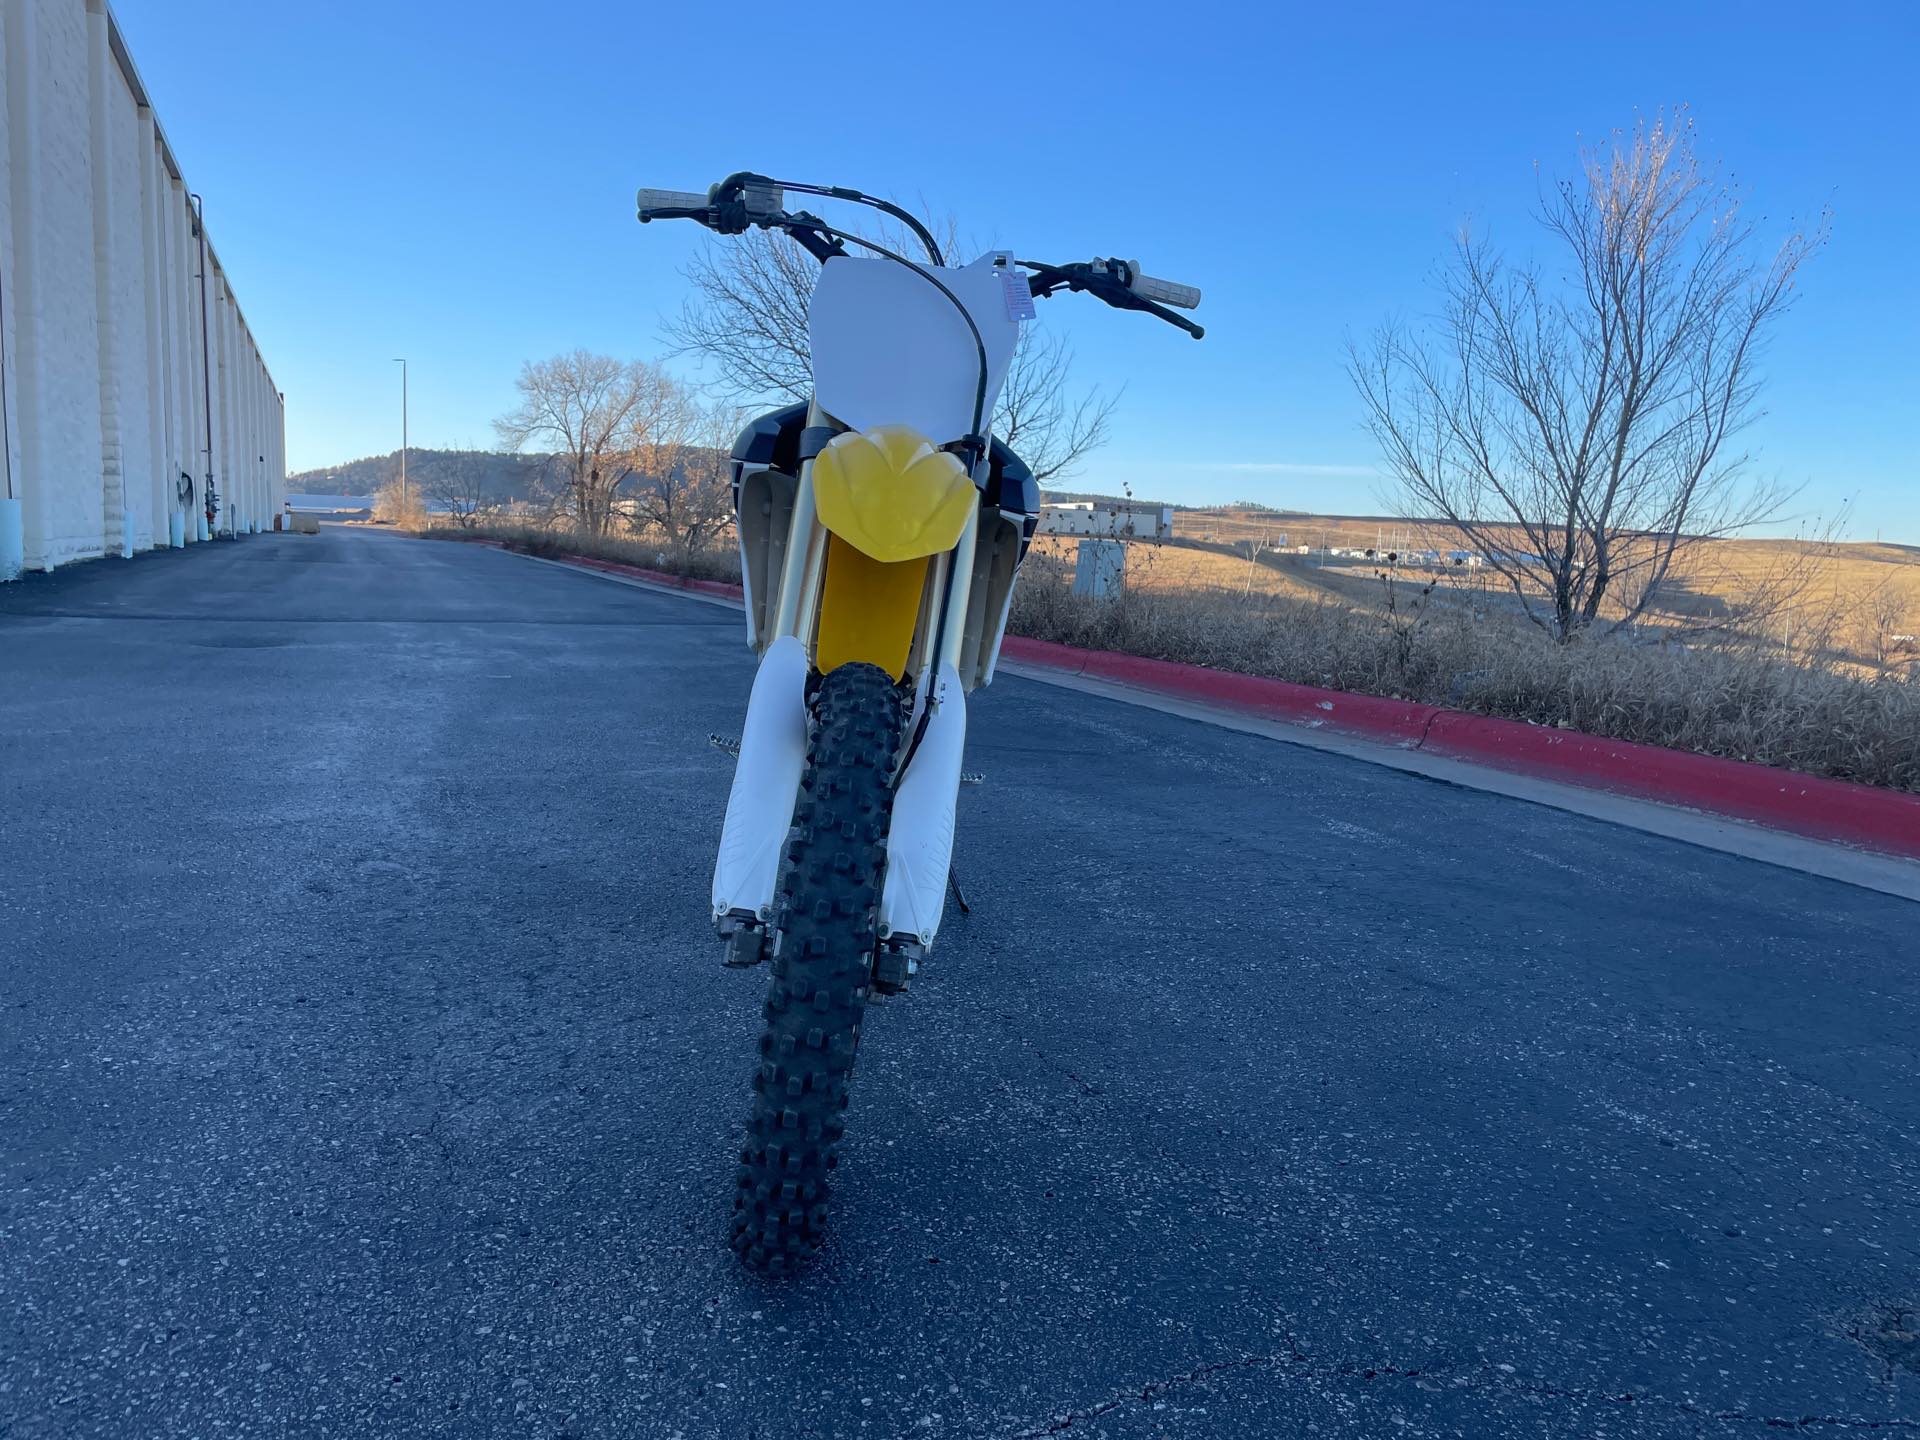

[1046,508,1920,669]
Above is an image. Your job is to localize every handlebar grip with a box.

[635,187,711,216]
[1128,267,1202,311]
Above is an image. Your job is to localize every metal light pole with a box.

[392,357,408,513]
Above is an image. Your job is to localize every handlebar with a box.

[635,174,1204,338]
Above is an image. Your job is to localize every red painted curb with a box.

[1419,713,1920,857]
[556,552,745,600]
[1000,635,1920,861]
[1000,635,1440,745]
[473,541,1919,862]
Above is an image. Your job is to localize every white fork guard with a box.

[879,663,966,948]
[711,635,810,922]
[711,646,966,951]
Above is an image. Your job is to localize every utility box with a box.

[1071,539,1126,598]
[1041,502,1173,540]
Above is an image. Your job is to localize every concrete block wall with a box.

[0,0,284,581]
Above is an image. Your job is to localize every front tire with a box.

[731,662,906,1271]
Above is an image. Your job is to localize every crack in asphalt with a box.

[1001,1343,1920,1436]
[1004,1350,1306,1436]
[414,1110,459,1186]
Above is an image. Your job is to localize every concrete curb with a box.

[998,635,1920,862]
[467,539,1920,863]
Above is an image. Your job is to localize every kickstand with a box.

[947,869,972,915]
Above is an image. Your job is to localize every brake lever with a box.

[1128,293,1205,339]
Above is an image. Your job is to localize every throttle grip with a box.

[635,187,711,216]
[1126,264,1202,310]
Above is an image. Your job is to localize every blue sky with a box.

[116,0,1917,538]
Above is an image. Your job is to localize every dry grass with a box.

[1671,537,1920,644]
[430,520,743,584]
[1009,551,1920,793]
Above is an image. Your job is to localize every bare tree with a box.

[496,352,689,537]
[665,229,819,403]
[1240,532,1272,595]
[628,402,742,560]
[665,224,1117,483]
[414,449,496,530]
[1668,519,1851,651]
[1350,113,1826,641]
[994,326,1117,483]
[1849,576,1914,670]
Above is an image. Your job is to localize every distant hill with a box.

[288,449,550,503]
[292,462,1179,512]
[1042,486,1172,508]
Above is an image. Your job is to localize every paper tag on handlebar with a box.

[999,269,1036,322]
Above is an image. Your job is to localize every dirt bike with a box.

[635,172,1202,1270]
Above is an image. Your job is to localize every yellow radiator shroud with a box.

[812,425,974,679]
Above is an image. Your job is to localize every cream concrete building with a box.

[1,0,284,581]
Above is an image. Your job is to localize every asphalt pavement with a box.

[2,525,1916,1438]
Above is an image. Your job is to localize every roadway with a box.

[2,525,1915,1438]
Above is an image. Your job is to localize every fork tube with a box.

[935,498,981,675]
[771,399,829,643]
